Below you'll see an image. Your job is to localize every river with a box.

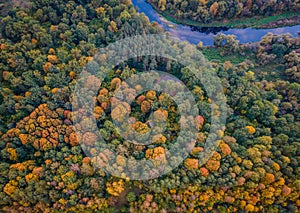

[132,0,300,46]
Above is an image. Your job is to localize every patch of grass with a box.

[201,47,287,81]
[201,48,250,64]
[223,12,300,29]
[253,63,288,81]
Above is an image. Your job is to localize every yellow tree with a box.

[158,0,166,11]
[210,2,219,17]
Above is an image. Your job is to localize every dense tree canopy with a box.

[0,0,299,212]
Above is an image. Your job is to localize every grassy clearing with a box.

[201,47,287,81]
[252,63,287,81]
[201,48,251,64]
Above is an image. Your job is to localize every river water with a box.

[132,0,300,46]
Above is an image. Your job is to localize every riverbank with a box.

[146,0,300,29]
[132,0,300,46]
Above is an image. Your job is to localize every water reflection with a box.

[190,26,230,35]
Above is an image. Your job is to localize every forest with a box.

[148,0,300,27]
[0,0,299,212]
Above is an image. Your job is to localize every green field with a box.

[201,48,250,64]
